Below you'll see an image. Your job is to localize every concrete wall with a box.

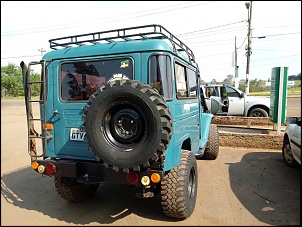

[212,116,284,150]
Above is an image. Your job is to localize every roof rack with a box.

[49,24,195,62]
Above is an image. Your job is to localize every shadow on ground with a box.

[227,151,300,225]
[1,167,177,225]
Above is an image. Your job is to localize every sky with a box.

[1,1,301,83]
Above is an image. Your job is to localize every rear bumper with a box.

[33,160,164,186]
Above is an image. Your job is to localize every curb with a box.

[213,116,284,150]
[218,132,283,150]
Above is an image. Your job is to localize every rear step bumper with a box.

[33,160,164,186]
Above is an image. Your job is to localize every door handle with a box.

[52,110,62,115]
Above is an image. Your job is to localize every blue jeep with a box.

[21,24,219,219]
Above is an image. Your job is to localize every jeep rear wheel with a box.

[161,150,198,219]
[82,79,172,172]
[54,176,99,202]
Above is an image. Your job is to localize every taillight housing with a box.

[45,163,56,175]
[126,172,139,184]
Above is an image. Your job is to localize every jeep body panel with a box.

[42,48,204,170]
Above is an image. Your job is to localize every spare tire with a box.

[82,79,172,172]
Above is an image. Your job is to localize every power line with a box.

[1,55,41,59]
[1,1,215,37]
[177,20,246,36]
[2,31,299,60]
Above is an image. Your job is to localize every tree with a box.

[200,79,206,85]
[210,78,217,84]
[223,74,234,86]
[1,63,40,97]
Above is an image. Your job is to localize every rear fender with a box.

[199,113,214,148]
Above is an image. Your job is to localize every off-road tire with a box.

[203,124,219,160]
[282,138,299,168]
[248,107,268,117]
[82,79,172,172]
[161,150,198,219]
[54,176,99,202]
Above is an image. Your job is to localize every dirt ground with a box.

[1,98,300,226]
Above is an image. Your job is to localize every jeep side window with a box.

[149,55,173,100]
[187,68,197,98]
[61,58,133,101]
[175,62,188,98]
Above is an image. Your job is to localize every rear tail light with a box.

[150,173,161,183]
[46,163,56,175]
[31,161,39,170]
[126,172,139,184]
[31,161,56,175]
[141,176,150,186]
[37,165,45,173]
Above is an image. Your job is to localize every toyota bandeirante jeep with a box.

[21,24,219,219]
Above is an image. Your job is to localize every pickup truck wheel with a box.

[54,176,99,202]
[161,150,198,219]
[203,124,219,160]
[282,138,299,168]
[248,108,268,117]
[82,79,172,172]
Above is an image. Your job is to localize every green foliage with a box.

[222,74,234,86]
[1,63,41,97]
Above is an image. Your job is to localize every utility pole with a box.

[245,1,252,95]
[38,48,46,57]
[234,36,239,88]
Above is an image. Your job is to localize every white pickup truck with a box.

[201,84,270,117]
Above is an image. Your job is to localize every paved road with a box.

[1,97,300,226]
[1,96,300,116]
[285,96,301,117]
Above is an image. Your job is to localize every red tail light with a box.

[45,163,56,175]
[126,172,139,184]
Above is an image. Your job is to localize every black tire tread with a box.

[248,107,269,117]
[282,138,299,168]
[54,177,99,202]
[161,150,198,219]
[203,124,219,160]
[82,79,172,172]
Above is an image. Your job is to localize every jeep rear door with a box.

[52,58,134,159]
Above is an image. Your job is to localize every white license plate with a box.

[70,128,86,141]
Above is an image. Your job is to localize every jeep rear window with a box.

[60,58,133,101]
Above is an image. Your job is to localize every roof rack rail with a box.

[49,24,195,62]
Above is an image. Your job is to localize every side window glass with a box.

[187,68,197,98]
[225,87,240,97]
[175,62,187,98]
[149,55,173,100]
[206,87,216,97]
